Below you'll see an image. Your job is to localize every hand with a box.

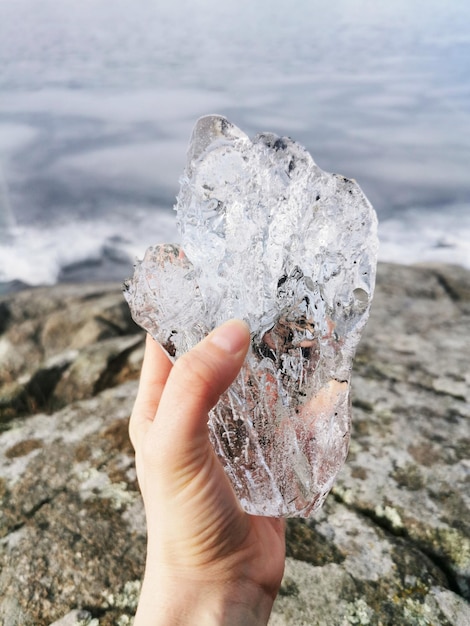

[129,320,286,625]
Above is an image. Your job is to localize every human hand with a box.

[129,320,286,625]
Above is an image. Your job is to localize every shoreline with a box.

[1,258,469,298]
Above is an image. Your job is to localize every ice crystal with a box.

[124,115,378,516]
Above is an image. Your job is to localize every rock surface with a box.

[0,262,469,625]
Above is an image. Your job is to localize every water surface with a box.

[0,0,469,287]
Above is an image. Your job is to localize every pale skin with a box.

[129,320,286,625]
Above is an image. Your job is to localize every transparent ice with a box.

[124,115,378,517]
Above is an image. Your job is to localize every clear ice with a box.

[124,115,378,517]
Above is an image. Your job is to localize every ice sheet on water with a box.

[124,115,378,516]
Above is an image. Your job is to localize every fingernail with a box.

[208,319,250,355]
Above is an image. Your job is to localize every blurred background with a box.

[0,0,469,291]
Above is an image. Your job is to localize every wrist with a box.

[133,573,275,626]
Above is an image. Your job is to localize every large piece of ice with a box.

[124,115,378,517]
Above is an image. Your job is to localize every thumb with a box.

[152,319,250,465]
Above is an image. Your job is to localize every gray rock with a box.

[338,263,470,600]
[48,610,97,626]
[0,262,469,624]
[0,284,144,422]
[0,383,143,626]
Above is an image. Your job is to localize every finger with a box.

[154,319,250,459]
[129,333,173,449]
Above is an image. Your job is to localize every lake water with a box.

[0,0,469,290]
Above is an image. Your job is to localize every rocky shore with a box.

[0,262,469,625]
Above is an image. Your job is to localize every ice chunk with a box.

[124,115,378,517]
